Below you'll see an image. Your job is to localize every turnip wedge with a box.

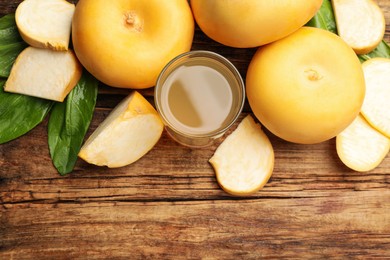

[361,57,390,138]
[15,0,75,51]
[209,115,274,196]
[332,0,385,54]
[337,114,390,172]
[4,46,82,102]
[78,91,164,168]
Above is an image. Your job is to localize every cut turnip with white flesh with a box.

[332,0,385,54]
[16,0,75,51]
[78,91,164,168]
[209,115,274,196]
[361,57,390,138]
[336,114,390,172]
[4,46,82,102]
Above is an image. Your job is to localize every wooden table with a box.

[1,1,390,259]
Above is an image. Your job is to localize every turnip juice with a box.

[155,51,245,147]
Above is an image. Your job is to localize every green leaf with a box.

[358,41,390,62]
[0,14,23,44]
[48,71,98,175]
[0,80,53,144]
[0,42,27,78]
[0,14,27,78]
[306,0,337,33]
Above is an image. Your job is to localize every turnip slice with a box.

[332,0,385,54]
[336,114,390,172]
[361,57,390,138]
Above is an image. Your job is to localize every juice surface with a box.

[161,62,234,135]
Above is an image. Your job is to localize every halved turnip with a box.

[209,115,274,196]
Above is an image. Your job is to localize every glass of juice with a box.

[155,50,245,147]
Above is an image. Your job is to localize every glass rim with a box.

[154,50,245,139]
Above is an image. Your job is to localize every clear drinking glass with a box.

[154,50,245,147]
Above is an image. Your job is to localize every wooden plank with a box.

[2,192,390,259]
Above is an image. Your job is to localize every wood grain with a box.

[1,1,390,259]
